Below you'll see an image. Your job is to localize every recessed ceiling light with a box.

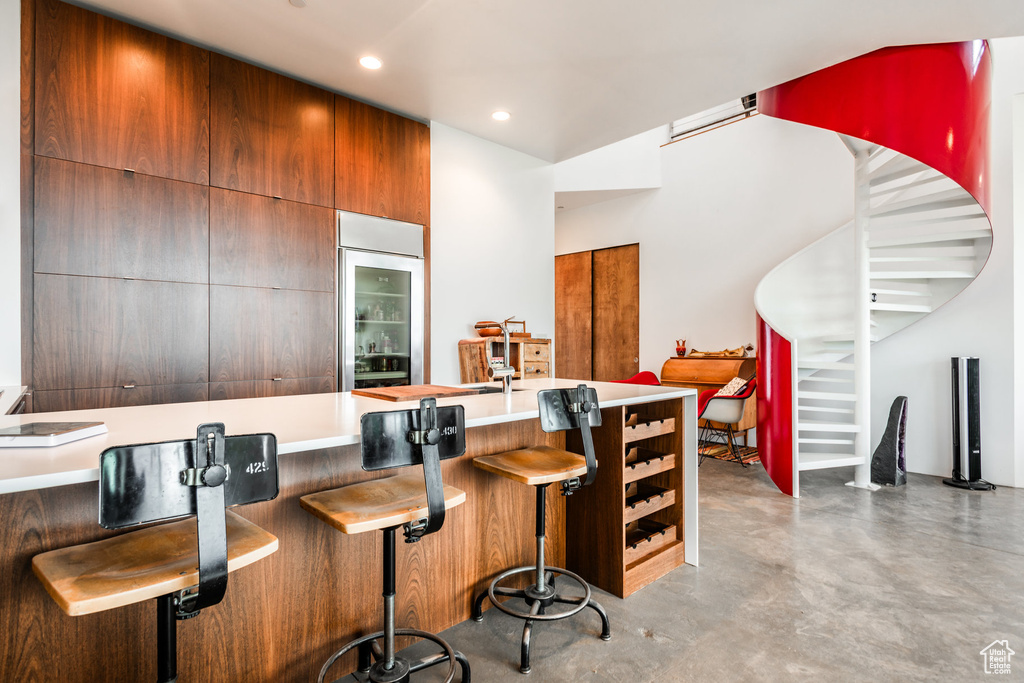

[492,111,511,122]
[289,0,307,7]
[360,56,383,70]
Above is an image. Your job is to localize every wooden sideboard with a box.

[660,356,756,432]
[458,337,551,383]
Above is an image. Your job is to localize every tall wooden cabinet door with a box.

[592,244,640,381]
[34,158,209,283]
[33,274,210,391]
[210,55,334,206]
[34,0,210,184]
[210,189,334,291]
[336,96,430,225]
[555,251,593,381]
[209,286,335,383]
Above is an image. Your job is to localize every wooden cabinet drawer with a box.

[522,362,549,378]
[33,275,209,391]
[523,343,550,362]
[210,189,334,292]
[209,377,335,401]
[33,383,208,412]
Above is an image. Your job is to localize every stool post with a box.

[535,485,549,593]
[383,526,397,672]
[156,594,177,683]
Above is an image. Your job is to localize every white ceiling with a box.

[73,0,1024,163]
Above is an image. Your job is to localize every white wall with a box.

[1,0,20,386]
[555,115,853,376]
[872,38,1024,487]
[429,122,555,385]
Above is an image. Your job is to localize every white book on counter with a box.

[0,422,108,448]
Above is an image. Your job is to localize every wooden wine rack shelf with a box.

[565,397,687,598]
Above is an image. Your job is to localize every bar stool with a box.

[300,398,471,683]
[32,423,280,683]
[471,384,611,674]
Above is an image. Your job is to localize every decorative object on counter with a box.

[0,421,108,448]
[475,321,503,337]
[675,339,686,357]
[871,396,908,487]
[687,345,752,358]
[300,398,470,683]
[32,423,280,683]
[472,385,610,674]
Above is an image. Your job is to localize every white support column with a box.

[849,147,879,490]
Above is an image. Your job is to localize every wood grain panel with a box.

[336,96,430,224]
[33,274,209,391]
[555,251,592,381]
[34,157,210,283]
[210,55,334,206]
[0,420,563,682]
[20,0,34,154]
[209,377,336,401]
[592,244,639,382]
[21,153,33,392]
[210,189,334,291]
[34,0,210,184]
[209,286,335,383]
[33,383,209,413]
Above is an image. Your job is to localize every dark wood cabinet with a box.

[34,157,209,283]
[210,286,335,383]
[33,383,209,412]
[33,275,209,391]
[210,55,334,206]
[336,96,430,225]
[34,0,210,184]
[210,188,334,291]
[209,377,336,401]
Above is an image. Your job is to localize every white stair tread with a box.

[870,281,931,296]
[798,422,862,432]
[797,361,855,371]
[870,170,946,198]
[868,187,975,218]
[798,406,855,415]
[798,452,865,471]
[797,391,857,401]
[799,437,856,445]
[821,333,880,343]
[799,375,853,384]
[867,153,927,185]
[870,269,976,279]
[869,245,975,260]
[870,302,933,313]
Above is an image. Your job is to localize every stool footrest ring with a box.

[484,566,591,622]
[317,627,463,683]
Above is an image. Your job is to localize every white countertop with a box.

[0,379,695,494]
[0,386,27,416]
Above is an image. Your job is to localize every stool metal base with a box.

[318,628,469,683]
[471,565,611,674]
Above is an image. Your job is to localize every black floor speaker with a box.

[944,356,995,491]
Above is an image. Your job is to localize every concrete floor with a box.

[362,459,1024,681]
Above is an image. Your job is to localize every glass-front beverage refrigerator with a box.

[339,211,424,391]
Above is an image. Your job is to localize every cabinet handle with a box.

[123,384,135,389]
[272,377,283,381]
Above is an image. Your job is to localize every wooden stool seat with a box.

[300,471,467,535]
[473,445,588,486]
[32,510,278,617]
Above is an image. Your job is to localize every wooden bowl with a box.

[475,321,502,337]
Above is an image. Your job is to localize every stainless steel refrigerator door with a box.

[341,249,424,391]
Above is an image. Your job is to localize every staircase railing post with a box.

[851,147,873,488]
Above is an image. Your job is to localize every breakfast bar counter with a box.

[0,379,696,682]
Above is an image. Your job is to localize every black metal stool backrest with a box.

[99,422,279,616]
[537,384,602,490]
[359,397,466,541]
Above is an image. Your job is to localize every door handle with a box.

[634,357,639,363]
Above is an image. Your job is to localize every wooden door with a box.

[210,55,335,206]
[592,244,640,381]
[336,96,430,224]
[554,251,593,380]
[34,0,210,184]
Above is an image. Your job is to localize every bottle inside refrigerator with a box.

[339,212,424,391]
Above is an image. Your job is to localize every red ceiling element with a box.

[758,41,991,214]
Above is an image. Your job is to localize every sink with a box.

[474,385,524,394]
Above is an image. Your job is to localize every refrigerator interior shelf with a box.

[355,371,409,380]
[355,291,408,298]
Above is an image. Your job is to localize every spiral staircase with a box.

[752,42,993,497]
